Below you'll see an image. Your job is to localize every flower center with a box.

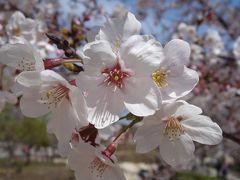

[164,116,184,140]
[88,157,109,178]
[17,57,35,71]
[114,38,121,49]
[40,85,69,109]
[101,62,130,91]
[152,68,170,88]
[13,26,22,36]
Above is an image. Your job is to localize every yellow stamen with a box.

[164,116,184,140]
[13,26,22,36]
[152,68,170,87]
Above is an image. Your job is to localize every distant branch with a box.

[223,131,240,145]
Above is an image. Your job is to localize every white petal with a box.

[0,43,34,69]
[99,12,141,43]
[157,101,186,120]
[182,115,222,145]
[124,77,162,116]
[83,40,116,74]
[57,141,71,158]
[104,165,126,180]
[120,35,163,77]
[174,102,202,118]
[16,71,42,87]
[48,98,84,156]
[40,70,69,85]
[68,142,95,170]
[77,74,125,129]
[159,134,195,167]
[20,89,50,117]
[134,123,164,153]
[32,48,44,71]
[68,87,88,125]
[162,66,199,100]
[162,39,190,74]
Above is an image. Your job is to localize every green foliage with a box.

[173,171,218,180]
[0,106,49,147]
[17,118,49,147]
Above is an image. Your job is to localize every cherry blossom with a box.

[151,39,199,101]
[87,12,141,52]
[68,141,126,180]
[134,100,222,167]
[204,31,225,55]
[6,11,40,43]
[77,35,163,128]
[16,70,88,156]
[233,36,240,60]
[0,41,44,71]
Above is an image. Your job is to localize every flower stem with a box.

[113,117,142,143]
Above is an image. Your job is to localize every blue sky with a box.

[58,0,240,47]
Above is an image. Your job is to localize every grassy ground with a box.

[0,159,227,180]
[0,161,74,180]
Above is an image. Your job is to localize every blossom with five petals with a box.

[134,100,222,167]
[151,39,199,102]
[68,141,125,180]
[77,35,163,128]
[0,41,44,71]
[6,11,40,43]
[16,70,88,156]
[87,12,141,51]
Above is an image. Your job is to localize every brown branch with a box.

[197,0,235,39]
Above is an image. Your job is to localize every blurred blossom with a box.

[6,11,39,44]
[233,36,240,60]
[177,23,197,42]
[190,44,204,61]
[112,4,128,18]
[205,31,225,56]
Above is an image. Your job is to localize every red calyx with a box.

[102,143,117,158]
[78,123,99,147]
[44,58,62,69]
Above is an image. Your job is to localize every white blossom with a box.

[77,35,163,128]
[87,12,141,52]
[16,70,88,156]
[151,39,199,101]
[6,11,40,43]
[0,41,44,71]
[134,100,222,167]
[233,36,240,60]
[177,23,196,42]
[68,141,125,180]
[205,31,225,55]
